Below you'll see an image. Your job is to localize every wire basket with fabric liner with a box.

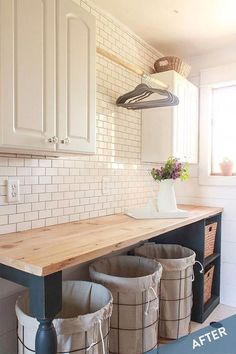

[16,281,113,354]
[89,255,163,354]
[135,243,196,340]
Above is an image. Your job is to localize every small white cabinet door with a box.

[57,0,96,153]
[173,77,198,163]
[142,71,198,164]
[0,0,56,152]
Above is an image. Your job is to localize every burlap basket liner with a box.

[16,281,113,354]
[89,255,163,354]
[135,244,196,339]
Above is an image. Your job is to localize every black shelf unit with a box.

[149,212,222,323]
[204,252,220,267]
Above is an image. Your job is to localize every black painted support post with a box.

[35,319,57,354]
[0,265,63,354]
[29,271,62,354]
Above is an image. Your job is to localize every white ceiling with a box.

[93,0,236,57]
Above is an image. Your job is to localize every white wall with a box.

[175,45,236,308]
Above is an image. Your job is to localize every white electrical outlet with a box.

[7,179,20,203]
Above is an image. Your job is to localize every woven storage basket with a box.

[205,222,217,258]
[154,56,191,78]
[204,265,215,304]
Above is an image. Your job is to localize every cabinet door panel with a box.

[173,80,198,163]
[173,80,187,160]
[142,71,198,164]
[57,0,96,153]
[142,107,173,163]
[0,0,56,151]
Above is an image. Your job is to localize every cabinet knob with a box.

[61,138,70,144]
[48,136,58,144]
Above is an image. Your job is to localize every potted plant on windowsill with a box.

[219,158,234,176]
[151,157,189,212]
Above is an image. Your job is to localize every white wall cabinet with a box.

[142,70,198,163]
[0,0,96,155]
[57,0,96,153]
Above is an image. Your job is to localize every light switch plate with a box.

[7,179,20,203]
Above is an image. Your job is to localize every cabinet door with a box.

[0,0,56,152]
[173,78,198,163]
[142,71,198,164]
[142,107,173,163]
[57,0,96,153]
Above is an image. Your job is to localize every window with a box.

[211,85,236,174]
[199,63,236,185]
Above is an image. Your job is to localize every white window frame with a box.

[199,62,236,186]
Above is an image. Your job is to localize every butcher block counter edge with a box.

[0,205,223,276]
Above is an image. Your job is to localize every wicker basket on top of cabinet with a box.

[154,56,191,78]
[204,265,215,304]
[205,222,217,258]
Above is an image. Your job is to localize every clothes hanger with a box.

[116,83,179,110]
[126,91,153,104]
[116,83,179,109]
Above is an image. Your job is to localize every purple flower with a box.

[151,157,189,182]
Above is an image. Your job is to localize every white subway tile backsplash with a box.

[0,216,8,225]
[0,167,16,176]
[8,158,24,167]
[46,168,58,176]
[17,221,32,231]
[58,200,70,208]
[24,176,38,185]
[53,176,64,184]
[45,217,58,226]
[17,167,31,176]
[52,208,64,217]
[32,219,45,229]
[24,211,38,222]
[9,213,24,224]
[46,201,58,210]
[0,224,16,235]
[0,158,9,167]
[39,193,52,202]
[39,210,52,219]
[32,202,45,211]
[39,159,51,168]
[52,192,64,201]
[39,176,52,184]
[32,185,45,194]
[32,167,46,176]
[25,159,38,167]
[0,205,16,216]
[17,204,31,213]
[46,184,58,193]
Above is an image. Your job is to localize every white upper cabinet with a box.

[0,0,96,155]
[57,0,96,153]
[0,0,56,152]
[142,70,198,163]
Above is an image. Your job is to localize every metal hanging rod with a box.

[96,47,168,90]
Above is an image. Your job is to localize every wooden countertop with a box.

[0,205,223,276]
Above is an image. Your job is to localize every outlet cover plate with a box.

[7,179,20,203]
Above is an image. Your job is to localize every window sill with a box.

[199,174,236,186]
